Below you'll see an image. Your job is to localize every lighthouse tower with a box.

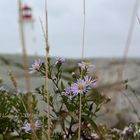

[20,4,37,55]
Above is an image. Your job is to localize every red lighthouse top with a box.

[21,5,33,20]
[21,5,32,11]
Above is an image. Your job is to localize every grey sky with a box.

[0,0,140,58]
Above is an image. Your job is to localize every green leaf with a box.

[35,85,45,96]
[61,81,65,91]
[61,120,65,132]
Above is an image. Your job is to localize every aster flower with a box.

[55,57,65,65]
[22,122,32,132]
[84,75,96,88]
[29,59,42,74]
[62,86,77,100]
[78,61,94,69]
[22,120,41,132]
[35,120,41,128]
[72,79,87,94]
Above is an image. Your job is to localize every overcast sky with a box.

[0,0,140,58]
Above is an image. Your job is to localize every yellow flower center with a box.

[34,65,40,70]
[86,80,90,83]
[78,84,84,90]
[84,62,91,67]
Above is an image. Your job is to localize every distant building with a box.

[20,4,37,55]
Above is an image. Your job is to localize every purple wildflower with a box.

[22,122,32,132]
[55,57,65,65]
[22,120,41,132]
[78,61,94,69]
[29,59,42,74]
[62,86,77,100]
[84,75,96,88]
[72,79,87,94]
[35,120,41,128]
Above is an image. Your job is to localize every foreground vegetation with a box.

[0,57,140,140]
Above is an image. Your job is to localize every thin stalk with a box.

[18,0,37,139]
[123,92,140,120]
[45,0,51,140]
[9,71,29,118]
[116,0,140,125]
[129,86,140,103]
[137,14,140,24]
[42,117,47,140]
[115,0,140,104]
[120,0,139,79]
[78,0,86,140]
[81,0,86,59]
[39,18,48,140]
[39,14,49,140]
[39,17,47,43]
[125,84,140,109]
[78,94,82,140]
[118,0,139,79]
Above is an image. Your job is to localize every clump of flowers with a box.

[62,77,96,100]
[30,57,110,139]
[62,60,96,100]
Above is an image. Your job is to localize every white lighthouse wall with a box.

[23,22,38,56]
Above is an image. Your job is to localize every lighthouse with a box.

[18,0,38,91]
[19,3,37,55]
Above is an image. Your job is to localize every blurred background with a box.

[0,0,140,128]
[0,0,140,58]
